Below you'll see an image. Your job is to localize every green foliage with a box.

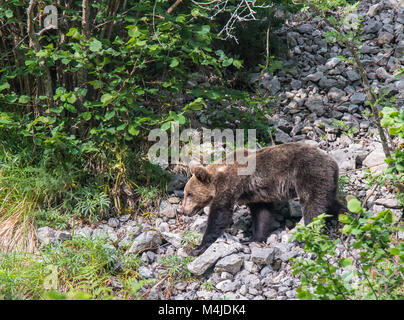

[291,200,404,300]
[0,0,277,235]
[159,255,194,280]
[365,105,403,205]
[0,235,151,300]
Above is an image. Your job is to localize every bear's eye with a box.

[187,193,193,198]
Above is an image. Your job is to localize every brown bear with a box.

[180,142,343,256]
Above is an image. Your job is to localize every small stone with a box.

[350,92,367,104]
[378,31,394,45]
[108,218,120,228]
[127,231,162,254]
[375,67,391,80]
[346,70,361,82]
[297,24,314,33]
[305,94,325,116]
[325,57,342,69]
[305,71,323,82]
[74,226,93,238]
[274,129,293,144]
[214,254,244,275]
[327,87,346,102]
[290,79,302,90]
[167,174,187,193]
[119,214,131,223]
[159,200,177,219]
[367,3,381,17]
[187,237,242,276]
[161,231,182,248]
[319,77,339,89]
[374,198,401,209]
[216,279,239,292]
[37,226,56,246]
[251,246,277,265]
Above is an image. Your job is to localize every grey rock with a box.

[327,87,346,102]
[159,200,177,219]
[375,67,392,80]
[274,129,293,144]
[190,216,208,233]
[297,23,314,33]
[216,279,239,292]
[138,266,154,279]
[362,150,387,174]
[325,57,342,69]
[319,76,339,89]
[119,214,131,223]
[243,274,261,289]
[251,246,277,265]
[108,218,120,228]
[346,70,361,82]
[364,20,382,34]
[55,230,72,242]
[74,226,93,238]
[268,77,281,95]
[305,94,325,116]
[127,230,162,254]
[378,31,394,45]
[187,237,242,276]
[92,227,118,243]
[367,3,381,17]
[214,254,244,275]
[305,71,323,82]
[350,92,367,104]
[243,260,260,273]
[361,44,379,54]
[37,226,56,246]
[167,174,187,193]
[330,148,356,171]
[374,198,401,209]
[290,79,302,90]
[161,231,182,248]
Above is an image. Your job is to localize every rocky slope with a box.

[36,0,403,300]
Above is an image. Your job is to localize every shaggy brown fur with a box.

[181,142,343,256]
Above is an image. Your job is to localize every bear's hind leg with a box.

[248,202,275,242]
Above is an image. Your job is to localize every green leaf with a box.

[0,82,10,92]
[128,124,139,136]
[101,93,115,106]
[18,95,30,104]
[233,59,243,69]
[67,94,77,104]
[390,248,400,256]
[161,121,171,131]
[222,58,233,67]
[89,39,102,52]
[347,198,363,214]
[169,58,180,68]
[64,103,77,113]
[5,9,13,18]
[104,111,115,121]
[177,114,186,125]
[81,112,92,121]
[338,214,350,224]
[388,127,401,136]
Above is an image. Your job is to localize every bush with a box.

[291,199,404,300]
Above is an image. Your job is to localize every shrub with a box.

[291,199,404,300]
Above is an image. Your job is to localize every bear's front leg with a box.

[190,202,233,256]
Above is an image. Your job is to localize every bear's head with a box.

[181,161,215,216]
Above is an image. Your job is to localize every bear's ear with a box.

[189,161,211,184]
